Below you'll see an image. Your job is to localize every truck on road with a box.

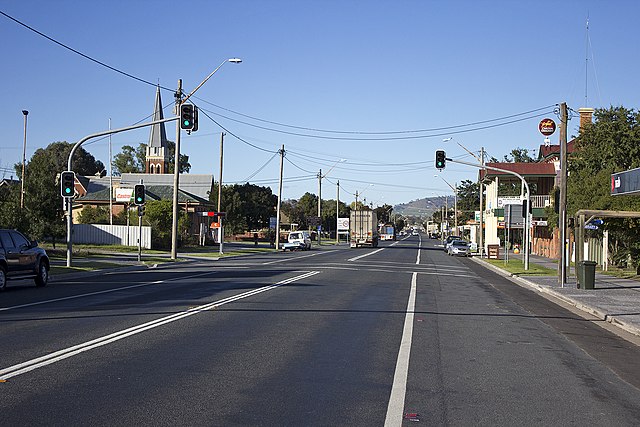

[350,210,379,248]
[379,224,395,241]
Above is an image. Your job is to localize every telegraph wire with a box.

[241,152,279,182]
[196,107,277,154]
[1,11,558,144]
[0,10,173,92]
[200,106,555,141]
[195,97,557,135]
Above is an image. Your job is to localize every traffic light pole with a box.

[64,116,178,267]
[448,157,531,270]
[171,80,182,261]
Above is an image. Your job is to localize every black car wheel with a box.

[35,260,49,287]
[0,266,6,291]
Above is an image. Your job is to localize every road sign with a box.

[612,167,640,196]
[588,219,604,226]
[584,224,599,230]
[198,211,226,217]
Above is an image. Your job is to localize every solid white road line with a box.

[416,234,422,265]
[0,270,218,313]
[0,271,320,381]
[347,248,384,262]
[384,272,417,427]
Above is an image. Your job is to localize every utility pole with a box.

[317,169,322,246]
[559,102,568,285]
[218,132,225,255]
[275,145,285,251]
[479,147,485,257]
[21,110,28,209]
[171,79,182,261]
[109,118,113,225]
[453,182,458,235]
[336,180,340,244]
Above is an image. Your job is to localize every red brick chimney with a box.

[578,107,594,131]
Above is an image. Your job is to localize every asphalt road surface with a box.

[2,234,640,426]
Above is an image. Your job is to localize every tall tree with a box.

[16,141,104,240]
[568,106,640,269]
[456,179,480,224]
[374,204,394,224]
[219,183,277,235]
[112,142,191,175]
[502,147,536,163]
[113,145,144,174]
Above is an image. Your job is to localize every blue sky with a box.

[2,0,639,208]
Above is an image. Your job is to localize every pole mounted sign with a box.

[611,167,640,196]
[538,118,556,136]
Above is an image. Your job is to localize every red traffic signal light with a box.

[60,171,75,198]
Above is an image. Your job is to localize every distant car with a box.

[0,229,50,290]
[448,240,470,257]
[412,230,419,236]
[282,231,312,251]
[443,235,463,252]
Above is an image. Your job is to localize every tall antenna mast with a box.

[584,14,589,106]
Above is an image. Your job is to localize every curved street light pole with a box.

[171,58,242,260]
[435,174,457,235]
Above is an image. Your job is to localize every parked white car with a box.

[282,231,312,251]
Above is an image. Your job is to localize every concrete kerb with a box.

[471,257,640,338]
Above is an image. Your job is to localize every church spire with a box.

[145,85,169,174]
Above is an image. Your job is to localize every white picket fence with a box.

[73,224,152,249]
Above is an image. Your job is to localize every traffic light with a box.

[134,184,145,205]
[435,150,446,170]
[137,205,145,217]
[180,103,195,131]
[60,171,75,198]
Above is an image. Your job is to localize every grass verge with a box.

[479,257,556,276]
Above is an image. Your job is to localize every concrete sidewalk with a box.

[474,253,640,338]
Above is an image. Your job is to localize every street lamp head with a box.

[442,137,452,142]
[228,58,242,63]
[22,110,29,116]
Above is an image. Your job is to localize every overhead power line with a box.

[195,97,557,135]
[0,10,173,92]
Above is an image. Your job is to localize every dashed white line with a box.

[347,248,384,262]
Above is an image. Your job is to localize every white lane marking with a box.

[0,271,218,313]
[347,248,384,262]
[416,234,422,265]
[384,272,417,427]
[261,250,335,265]
[0,271,320,381]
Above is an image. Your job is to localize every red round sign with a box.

[539,118,556,136]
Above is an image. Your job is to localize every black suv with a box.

[0,229,50,291]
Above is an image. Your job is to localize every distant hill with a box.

[394,197,447,218]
